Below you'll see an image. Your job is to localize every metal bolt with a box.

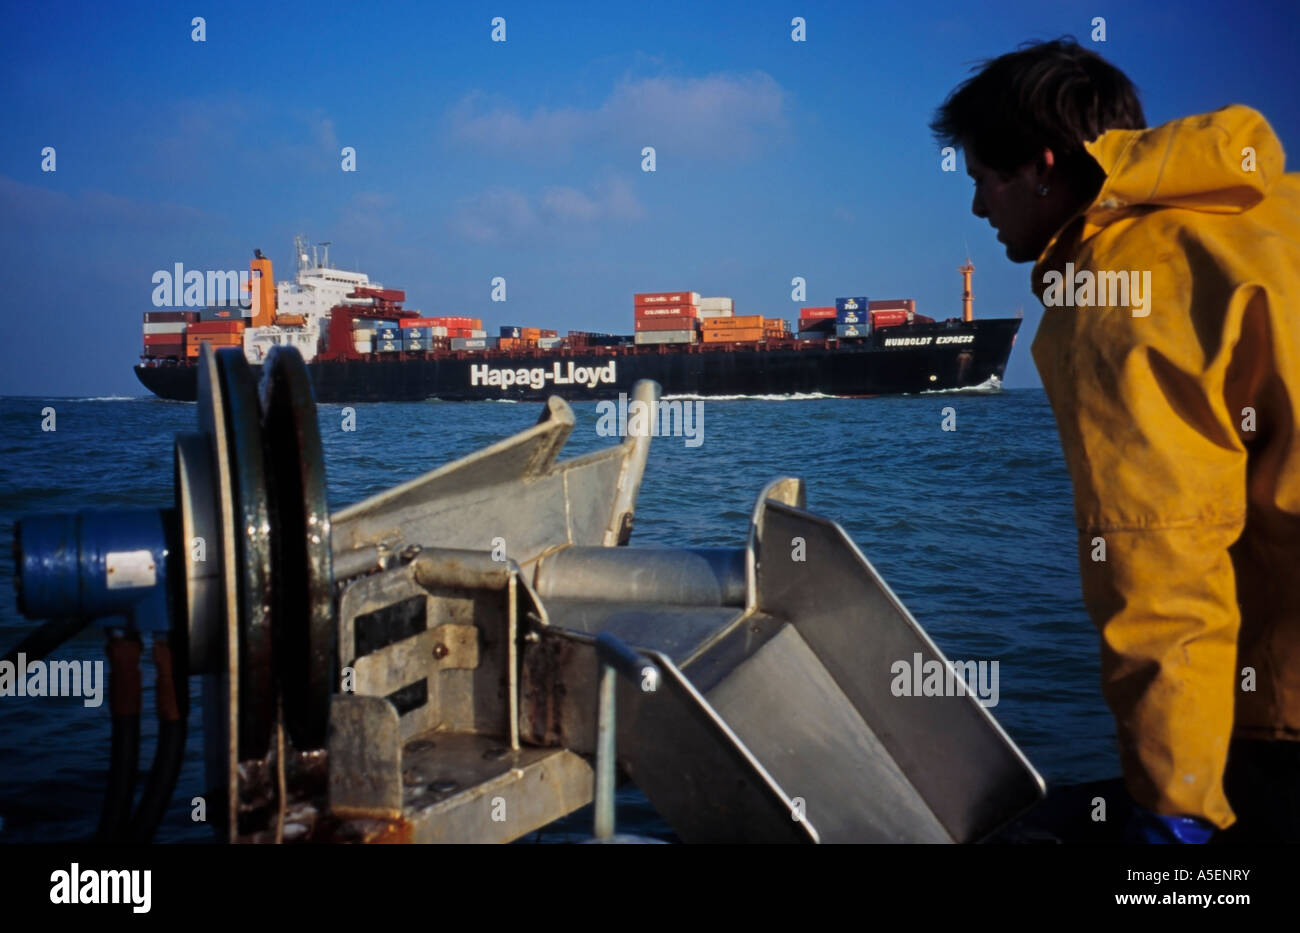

[432,642,449,660]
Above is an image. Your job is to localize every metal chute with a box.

[9,345,1044,843]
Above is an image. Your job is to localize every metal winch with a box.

[9,345,1044,843]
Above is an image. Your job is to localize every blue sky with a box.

[1,0,1296,395]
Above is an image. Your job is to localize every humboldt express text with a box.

[471,361,616,390]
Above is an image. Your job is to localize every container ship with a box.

[134,238,1020,403]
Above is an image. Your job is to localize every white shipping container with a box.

[353,328,375,339]
[537,337,563,349]
[143,322,187,335]
[468,329,487,338]
[697,308,733,320]
[429,326,448,337]
[698,296,734,312]
[634,330,696,345]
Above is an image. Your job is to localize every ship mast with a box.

[960,259,975,322]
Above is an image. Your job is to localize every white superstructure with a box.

[244,236,381,365]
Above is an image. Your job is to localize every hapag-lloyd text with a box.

[471,361,616,390]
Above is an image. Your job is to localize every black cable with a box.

[128,637,188,842]
[95,635,142,844]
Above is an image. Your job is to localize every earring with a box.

[1038,185,1050,197]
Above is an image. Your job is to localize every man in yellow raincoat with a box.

[931,38,1300,843]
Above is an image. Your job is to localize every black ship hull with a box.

[135,318,1020,403]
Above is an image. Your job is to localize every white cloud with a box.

[449,72,788,159]
[452,176,644,245]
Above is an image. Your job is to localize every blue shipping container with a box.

[402,327,429,340]
[836,323,869,338]
[796,331,829,341]
[834,296,869,314]
[499,325,522,338]
[836,309,869,324]
[376,339,402,353]
[376,326,401,341]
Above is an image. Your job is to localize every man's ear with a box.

[1035,147,1058,185]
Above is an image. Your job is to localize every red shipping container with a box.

[868,299,916,313]
[634,291,699,306]
[540,329,558,338]
[871,309,908,327]
[635,316,698,332]
[143,334,186,347]
[143,310,201,323]
[188,321,245,334]
[801,307,838,320]
[634,305,698,319]
[421,316,481,329]
[798,317,835,331]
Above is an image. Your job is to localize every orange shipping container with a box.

[274,314,306,327]
[703,314,763,329]
[188,321,246,334]
[186,340,243,351]
[702,327,764,343]
[520,327,542,340]
[186,339,244,357]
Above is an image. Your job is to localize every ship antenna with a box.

[321,241,331,269]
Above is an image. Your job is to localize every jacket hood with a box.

[1033,104,1287,297]
[1078,104,1285,234]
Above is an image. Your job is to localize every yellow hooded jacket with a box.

[1030,104,1300,829]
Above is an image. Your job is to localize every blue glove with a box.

[1126,805,1215,844]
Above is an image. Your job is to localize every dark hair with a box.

[930,38,1145,188]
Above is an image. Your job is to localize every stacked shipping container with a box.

[140,310,200,360]
[634,291,699,345]
[498,326,560,347]
[701,314,764,344]
[796,306,837,340]
[185,320,245,358]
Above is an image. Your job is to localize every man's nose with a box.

[971,191,988,219]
